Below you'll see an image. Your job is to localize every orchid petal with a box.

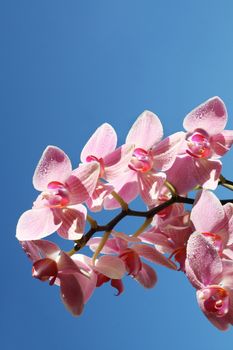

[33,146,72,191]
[132,244,177,270]
[196,290,230,331]
[86,181,114,212]
[152,132,186,171]
[126,110,163,149]
[57,205,87,240]
[191,191,227,234]
[104,144,134,182]
[186,232,222,288]
[211,130,233,157]
[88,237,120,254]
[111,279,124,296]
[20,239,60,262]
[67,162,100,203]
[16,208,61,241]
[112,231,141,243]
[59,273,84,316]
[80,123,117,162]
[57,252,82,273]
[104,171,139,209]
[135,262,157,288]
[138,171,166,206]
[166,155,221,195]
[94,255,126,279]
[183,97,227,135]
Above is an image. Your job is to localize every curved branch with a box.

[73,195,233,253]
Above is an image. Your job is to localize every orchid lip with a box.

[201,232,223,254]
[198,286,229,317]
[186,129,211,159]
[128,148,153,173]
[86,155,105,178]
[42,181,70,208]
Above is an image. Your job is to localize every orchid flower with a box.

[21,240,97,316]
[186,232,233,330]
[88,231,176,291]
[104,111,184,208]
[190,190,233,259]
[140,204,193,270]
[16,146,100,240]
[166,97,233,194]
[80,123,134,211]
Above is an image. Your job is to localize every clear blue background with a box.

[1,1,233,349]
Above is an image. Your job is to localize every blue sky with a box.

[1,1,233,349]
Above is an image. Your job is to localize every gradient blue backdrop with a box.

[1,1,233,349]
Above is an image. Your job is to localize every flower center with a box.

[128,148,153,173]
[32,258,58,285]
[186,130,211,158]
[201,232,223,254]
[198,286,229,317]
[86,155,105,178]
[44,181,70,208]
[119,248,142,277]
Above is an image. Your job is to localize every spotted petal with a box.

[126,110,163,149]
[183,97,227,136]
[33,146,72,191]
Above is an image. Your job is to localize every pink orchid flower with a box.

[190,190,233,260]
[166,97,233,194]
[21,240,97,316]
[72,247,127,295]
[140,206,193,271]
[80,123,134,211]
[88,231,176,291]
[104,111,185,208]
[16,146,100,240]
[186,232,233,330]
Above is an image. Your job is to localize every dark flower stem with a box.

[72,194,233,253]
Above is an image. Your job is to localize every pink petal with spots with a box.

[132,244,177,270]
[33,146,72,191]
[57,204,87,240]
[223,203,233,245]
[138,171,166,206]
[152,132,186,171]
[94,255,126,279]
[104,144,134,182]
[135,262,157,288]
[211,130,233,157]
[221,260,233,288]
[80,123,117,162]
[186,232,222,288]
[183,97,227,135]
[59,273,84,316]
[191,191,227,235]
[126,110,163,149]
[67,162,100,203]
[16,208,61,241]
